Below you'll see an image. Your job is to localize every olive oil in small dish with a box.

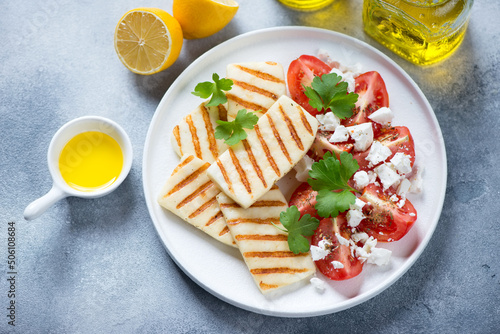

[59,131,123,192]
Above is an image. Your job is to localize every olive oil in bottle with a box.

[277,0,335,11]
[363,0,474,65]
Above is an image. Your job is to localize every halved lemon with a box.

[114,8,183,75]
[173,0,239,39]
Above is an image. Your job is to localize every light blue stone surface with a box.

[1,1,499,333]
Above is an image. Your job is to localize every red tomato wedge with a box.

[287,55,332,116]
[352,126,416,172]
[357,184,417,242]
[308,130,354,161]
[289,182,320,220]
[342,71,389,127]
[311,215,364,280]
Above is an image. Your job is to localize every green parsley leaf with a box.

[192,73,233,107]
[303,73,358,119]
[278,206,320,254]
[215,109,258,146]
[307,151,359,218]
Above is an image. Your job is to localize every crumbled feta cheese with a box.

[294,155,315,182]
[331,261,344,269]
[316,112,340,131]
[409,165,424,193]
[367,247,392,266]
[347,209,365,228]
[390,194,399,202]
[347,123,374,152]
[350,198,366,211]
[310,245,329,261]
[353,170,369,190]
[329,67,344,77]
[310,238,332,261]
[310,277,327,293]
[335,233,350,247]
[397,178,412,197]
[397,199,406,208]
[355,246,370,263]
[367,171,378,184]
[390,152,412,174]
[366,141,392,166]
[329,125,349,143]
[374,163,401,190]
[351,232,369,243]
[368,107,394,126]
[364,236,378,251]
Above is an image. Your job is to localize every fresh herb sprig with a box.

[304,73,358,119]
[192,73,233,106]
[214,109,258,146]
[308,151,360,218]
[274,206,320,254]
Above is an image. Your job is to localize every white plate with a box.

[142,27,447,317]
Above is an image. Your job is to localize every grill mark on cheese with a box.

[171,155,195,176]
[226,93,267,113]
[186,114,202,159]
[219,225,231,236]
[205,211,223,227]
[250,267,310,275]
[233,80,279,100]
[251,200,287,207]
[278,105,304,151]
[218,104,228,122]
[219,200,285,209]
[216,160,234,194]
[234,234,288,241]
[235,65,285,84]
[228,148,252,194]
[244,251,308,258]
[188,196,217,219]
[201,104,219,160]
[242,139,267,188]
[259,282,278,290]
[166,162,209,197]
[176,181,214,209]
[267,114,292,164]
[298,105,314,136]
[254,124,280,177]
[172,125,183,156]
[226,218,280,226]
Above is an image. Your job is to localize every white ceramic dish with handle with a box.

[24,116,133,221]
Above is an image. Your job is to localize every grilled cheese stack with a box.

[207,95,319,209]
[171,102,229,164]
[226,62,286,120]
[157,155,235,247]
[217,186,316,293]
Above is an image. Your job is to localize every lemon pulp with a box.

[59,131,123,192]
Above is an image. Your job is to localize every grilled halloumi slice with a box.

[226,62,286,120]
[157,155,235,247]
[171,102,229,164]
[207,95,319,208]
[217,186,316,294]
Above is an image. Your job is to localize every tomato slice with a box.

[357,183,417,242]
[353,126,416,172]
[342,71,389,127]
[311,215,364,280]
[308,130,354,161]
[287,55,332,116]
[289,182,320,220]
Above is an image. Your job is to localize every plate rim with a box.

[142,26,447,317]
